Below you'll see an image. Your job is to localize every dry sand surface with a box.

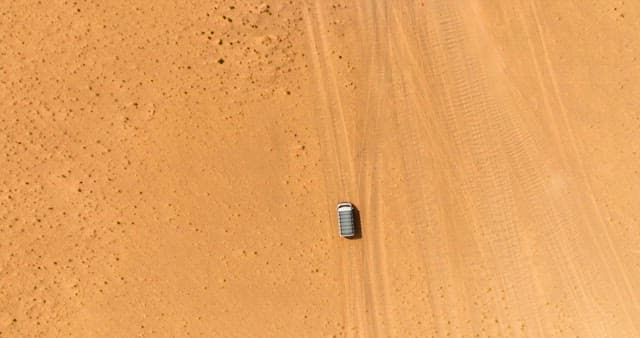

[2,1,640,337]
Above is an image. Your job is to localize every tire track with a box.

[352,2,395,337]
[372,2,471,334]
[303,2,373,337]
[307,0,639,335]
[380,1,549,334]
[530,1,640,322]
[431,3,557,334]
[305,1,406,336]
[397,1,557,334]
[302,6,354,335]
[526,0,639,330]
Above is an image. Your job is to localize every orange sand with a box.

[2,1,640,336]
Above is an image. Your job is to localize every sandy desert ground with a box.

[2,0,640,337]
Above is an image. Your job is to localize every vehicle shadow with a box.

[346,205,362,240]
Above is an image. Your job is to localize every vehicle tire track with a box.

[302,6,354,335]
[303,2,371,337]
[393,1,563,334]
[524,0,639,330]
[352,2,396,337]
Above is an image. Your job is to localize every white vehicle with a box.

[336,202,355,238]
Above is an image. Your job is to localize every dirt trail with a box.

[304,0,640,336]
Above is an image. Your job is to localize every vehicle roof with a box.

[336,202,353,209]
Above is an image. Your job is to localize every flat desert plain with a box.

[2,1,640,337]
